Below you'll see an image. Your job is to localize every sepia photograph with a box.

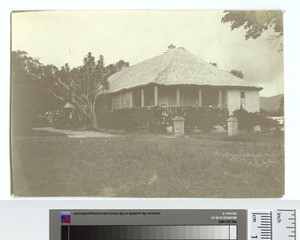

[10,10,284,197]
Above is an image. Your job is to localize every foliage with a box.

[183,108,227,132]
[230,69,244,79]
[11,51,51,129]
[222,11,283,39]
[12,50,130,130]
[234,108,278,131]
[222,11,283,50]
[168,44,176,51]
[260,108,283,117]
[105,60,129,78]
[45,56,130,129]
[234,109,260,130]
[97,107,228,133]
[260,117,279,131]
[97,107,163,132]
[52,53,110,129]
[40,64,65,110]
[279,96,284,114]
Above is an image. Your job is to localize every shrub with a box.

[97,107,163,132]
[233,109,282,132]
[185,107,227,132]
[233,109,260,130]
[260,117,278,131]
[97,107,228,133]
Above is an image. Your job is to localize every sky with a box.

[11,10,284,97]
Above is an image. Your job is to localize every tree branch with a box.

[53,94,64,102]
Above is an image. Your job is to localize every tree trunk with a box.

[74,99,99,130]
[77,107,84,126]
[89,101,98,130]
[90,110,98,130]
[72,101,86,127]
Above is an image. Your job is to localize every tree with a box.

[230,69,244,79]
[221,11,283,50]
[13,50,129,130]
[40,64,66,110]
[105,60,129,78]
[12,51,42,84]
[11,51,49,125]
[51,53,110,130]
[114,60,129,71]
[279,96,284,114]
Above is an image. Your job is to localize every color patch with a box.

[61,212,71,224]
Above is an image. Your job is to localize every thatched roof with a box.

[107,47,262,93]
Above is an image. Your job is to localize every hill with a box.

[260,94,283,111]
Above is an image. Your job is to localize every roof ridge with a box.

[153,50,178,83]
[109,48,187,80]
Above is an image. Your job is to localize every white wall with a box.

[227,89,260,114]
[245,90,260,113]
[227,89,241,115]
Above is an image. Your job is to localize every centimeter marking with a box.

[249,210,272,240]
[249,210,297,240]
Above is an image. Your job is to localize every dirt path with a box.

[31,127,118,138]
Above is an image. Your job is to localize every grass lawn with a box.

[11,130,284,197]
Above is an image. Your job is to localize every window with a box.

[241,91,245,109]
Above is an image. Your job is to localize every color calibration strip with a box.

[62,225,237,240]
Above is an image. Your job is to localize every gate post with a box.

[173,116,185,137]
[227,116,238,136]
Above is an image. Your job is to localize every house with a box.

[100,47,262,115]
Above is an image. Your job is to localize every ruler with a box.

[249,210,297,240]
[274,209,297,240]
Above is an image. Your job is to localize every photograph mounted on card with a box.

[10,10,284,197]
